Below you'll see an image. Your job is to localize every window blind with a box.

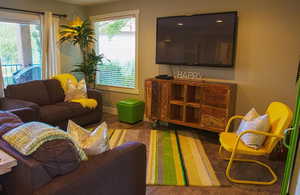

[95,16,136,89]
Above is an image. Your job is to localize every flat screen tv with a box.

[156,11,238,67]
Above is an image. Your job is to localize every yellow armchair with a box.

[219,102,293,185]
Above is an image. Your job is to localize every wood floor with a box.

[100,113,284,195]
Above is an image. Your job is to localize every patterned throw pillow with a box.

[236,108,259,134]
[64,79,87,102]
[67,120,110,155]
[237,108,270,149]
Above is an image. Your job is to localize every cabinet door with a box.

[202,84,230,109]
[200,105,227,132]
[160,81,170,120]
[145,80,161,120]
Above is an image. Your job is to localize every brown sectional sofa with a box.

[0,138,146,195]
[3,79,103,129]
[0,85,147,195]
[0,98,39,122]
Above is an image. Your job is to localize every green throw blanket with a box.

[3,122,87,160]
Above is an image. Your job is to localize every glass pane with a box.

[95,17,136,89]
[0,21,42,87]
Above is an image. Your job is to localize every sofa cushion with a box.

[44,79,65,104]
[5,80,50,106]
[56,102,93,115]
[40,102,92,124]
[40,105,73,124]
[31,139,81,178]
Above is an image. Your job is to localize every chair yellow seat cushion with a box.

[219,132,268,156]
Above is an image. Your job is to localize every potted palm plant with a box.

[59,17,103,88]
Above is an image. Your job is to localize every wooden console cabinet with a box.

[145,78,237,132]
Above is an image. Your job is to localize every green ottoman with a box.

[117,98,145,124]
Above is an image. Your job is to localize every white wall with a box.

[85,0,300,115]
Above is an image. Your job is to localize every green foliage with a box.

[72,49,104,84]
[59,18,102,86]
[0,22,18,64]
[0,23,42,65]
[30,25,41,64]
[59,19,96,56]
[100,18,130,39]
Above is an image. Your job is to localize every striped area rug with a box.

[108,129,220,187]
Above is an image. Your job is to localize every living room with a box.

[0,0,299,194]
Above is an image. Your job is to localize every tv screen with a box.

[156,12,238,67]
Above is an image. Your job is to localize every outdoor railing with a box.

[1,63,41,86]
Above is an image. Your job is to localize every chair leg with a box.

[225,149,278,185]
[219,146,223,154]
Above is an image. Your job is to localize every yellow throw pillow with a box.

[67,120,110,155]
[64,79,87,102]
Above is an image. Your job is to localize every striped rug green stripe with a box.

[108,129,220,187]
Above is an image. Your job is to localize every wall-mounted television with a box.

[156,11,238,67]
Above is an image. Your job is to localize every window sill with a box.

[96,85,140,95]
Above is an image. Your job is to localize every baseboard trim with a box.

[103,105,150,122]
[103,106,118,115]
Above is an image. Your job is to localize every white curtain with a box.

[0,60,4,97]
[41,12,61,79]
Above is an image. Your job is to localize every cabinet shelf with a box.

[187,85,202,103]
[145,78,237,132]
[170,104,184,121]
[186,102,201,108]
[170,100,185,105]
[186,106,200,124]
[171,84,185,101]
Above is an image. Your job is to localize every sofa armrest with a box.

[0,140,52,195]
[87,89,102,109]
[34,142,147,195]
[0,98,40,122]
[1,98,40,111]
[9,107,39,122]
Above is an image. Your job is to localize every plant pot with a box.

[86,82,95,89]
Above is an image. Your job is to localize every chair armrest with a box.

[232,130,283,153]
[238,130,283,139]
[34,142,146,195]
[224,115,244,132]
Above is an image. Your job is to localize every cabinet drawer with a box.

[202,85,229,108]
[200,105,227,130]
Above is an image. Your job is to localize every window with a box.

[0,11,42,87]
[92,10,139,94]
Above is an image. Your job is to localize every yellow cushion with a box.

[52,73,78,92]
[65,79,87,102]
[219,132,268,156]
[52,74,98,109]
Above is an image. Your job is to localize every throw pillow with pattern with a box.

[64,79,87,102]
[67,120,110,155]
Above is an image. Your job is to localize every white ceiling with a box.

[56,0,122,6]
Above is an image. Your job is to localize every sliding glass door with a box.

[0,11,42,87]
